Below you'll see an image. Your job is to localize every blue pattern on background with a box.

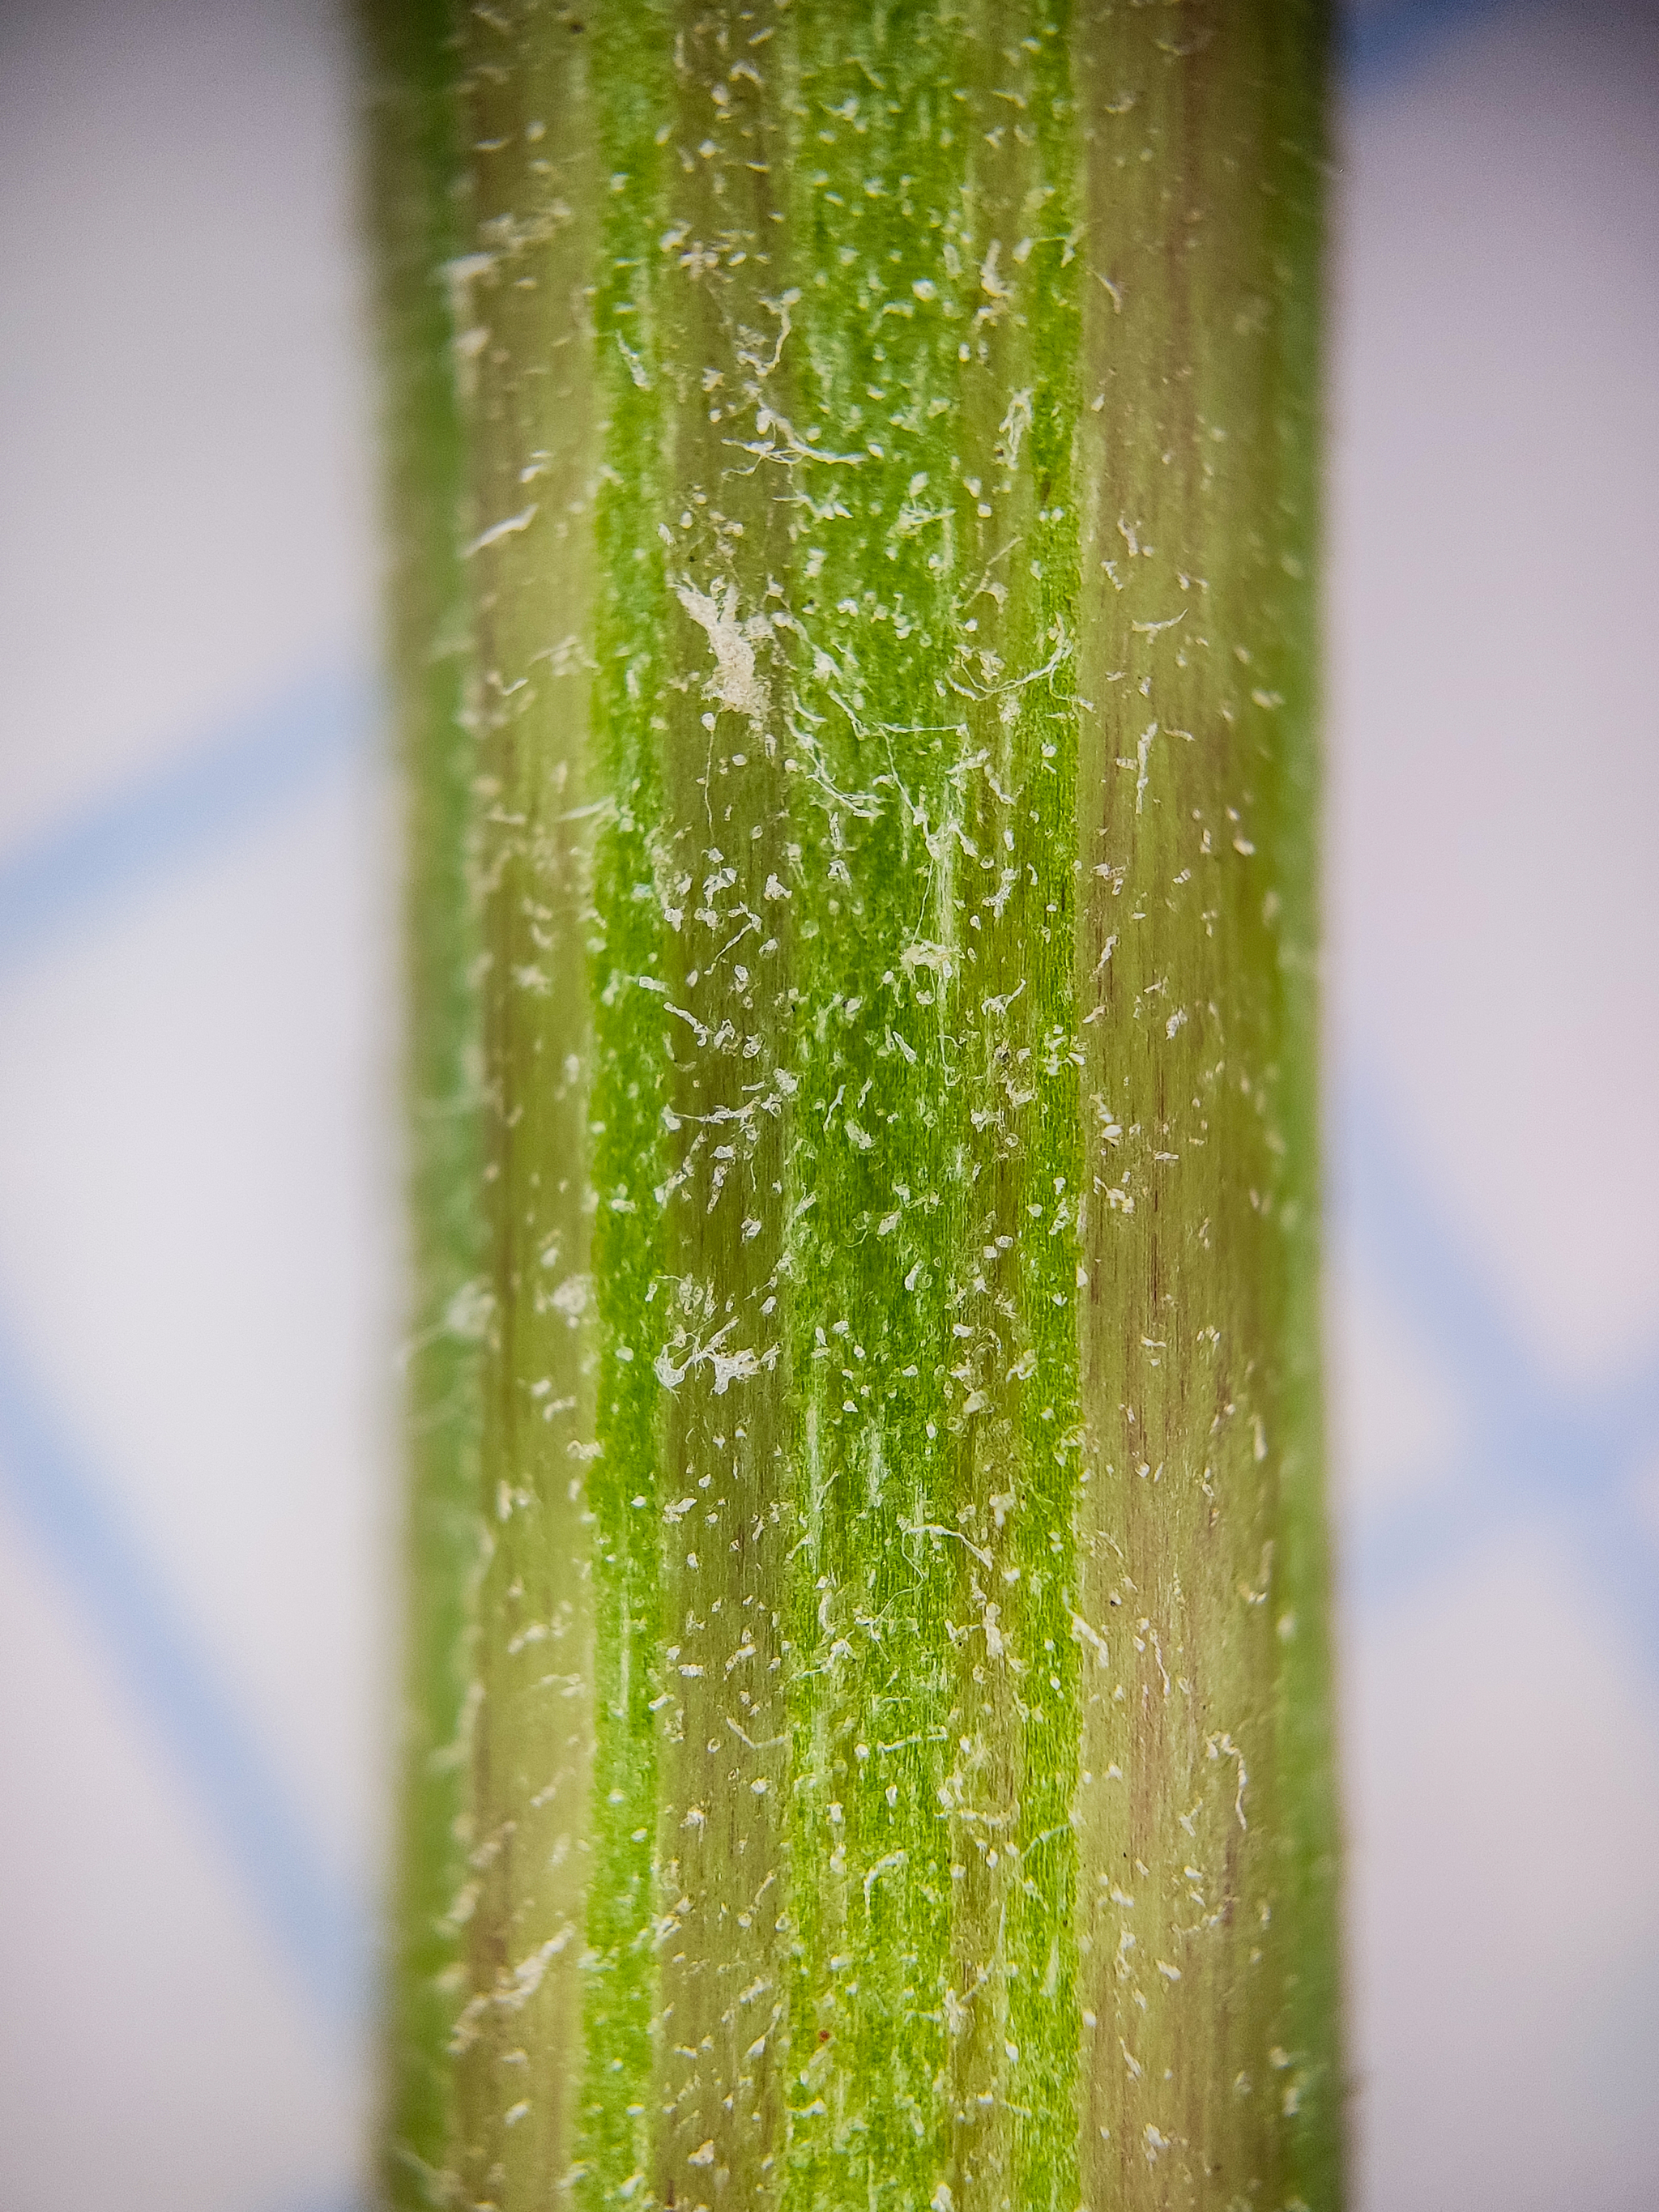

[0,1310,366,2029]
[1338,1086,1659,1677]
[0,671,370,972]
[1345,0,1517,90]
[0,671,374,2031]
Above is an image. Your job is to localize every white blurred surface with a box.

[0,2,1654,2208]
[1333,0,1659,1391]
[0,3,389,2207]
[0,0,374,842]
[1332,9,1659,2209]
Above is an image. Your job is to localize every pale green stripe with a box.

[1072,5,1339,2206]
[358,2,480,2198]
[451,4,602,2195]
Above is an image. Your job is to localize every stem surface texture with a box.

[361,5,1340,2208]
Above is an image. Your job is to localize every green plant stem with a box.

[361,4,1340,2208]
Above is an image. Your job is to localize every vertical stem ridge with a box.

[360,4,1341,2206]
[449,11,600,2202]
[581,5,672,2206]
[1072,3,1337,2206]
[360,3,479,2197]
[647,10,800,2206]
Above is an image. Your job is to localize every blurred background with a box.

[1,0,1655,2205]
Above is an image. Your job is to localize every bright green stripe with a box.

[780,16,972,2205]
[778,9,1085,2209]
[1002,19,1084,2210]
[581,2,674,2204]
